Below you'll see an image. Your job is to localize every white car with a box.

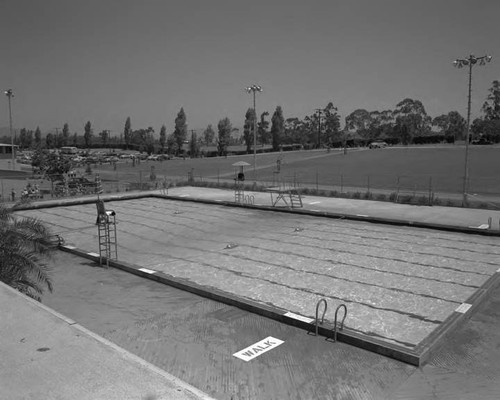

[369,141,387,149]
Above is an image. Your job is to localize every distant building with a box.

[60,146,78,155]
[0,143,18,159]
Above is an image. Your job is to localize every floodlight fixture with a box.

[245,84,263,180]
[4,89,15,170]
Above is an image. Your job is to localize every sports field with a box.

[88,145,500,198]
[15,196,500,351]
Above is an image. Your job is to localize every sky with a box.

[1,0,499,137]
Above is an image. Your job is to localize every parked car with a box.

[71,156,85,163]
[369,141,388,149]
[471,137,493,145]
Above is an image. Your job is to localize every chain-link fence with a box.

[2,162,500,209]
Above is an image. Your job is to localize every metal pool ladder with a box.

[314,298,328,336]
[333,304,347,342]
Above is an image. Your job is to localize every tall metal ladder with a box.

[234,180,244,203]
[286,176,303,209]
[96,199,118,268]
[289,189,303,208]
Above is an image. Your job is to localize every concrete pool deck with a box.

[12,187,500,365]
[0,282,216,400]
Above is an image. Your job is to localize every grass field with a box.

[90,145,500,196]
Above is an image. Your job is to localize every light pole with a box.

[4,89,14,170]
[453,54,492,206]
[314,108,323,148]
[245,85,262,180]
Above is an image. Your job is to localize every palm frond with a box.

[0,204,54,301]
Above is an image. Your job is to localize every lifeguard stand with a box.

[232,161,250,204]
[267,174,303,208]
[95,199,118,268]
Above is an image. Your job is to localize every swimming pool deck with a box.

[0,282,216,400]
[13,188,500,365]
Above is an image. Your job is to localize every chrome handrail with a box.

[315,298,328,336]
[333,304,347,342]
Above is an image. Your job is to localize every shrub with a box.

[416,195,429,205]
[399,195,413,204]
[352,192,361,199]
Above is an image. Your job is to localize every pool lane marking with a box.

[139,268,157,274]
[284,312,314,324]
[455,303,472,314]
[233,336,284,362]
[469,224,489,229]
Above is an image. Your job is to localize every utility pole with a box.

[314,108,323,148]
[190,129,197,157]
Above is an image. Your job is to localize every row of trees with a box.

[5,81,499,155]
[342,81,500,145]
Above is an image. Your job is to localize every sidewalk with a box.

[0,282,216,400]
[163,186,500,232]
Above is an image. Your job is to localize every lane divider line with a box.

[284,311,314,324]
[455,303,472,314]
[138,268,157,274]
